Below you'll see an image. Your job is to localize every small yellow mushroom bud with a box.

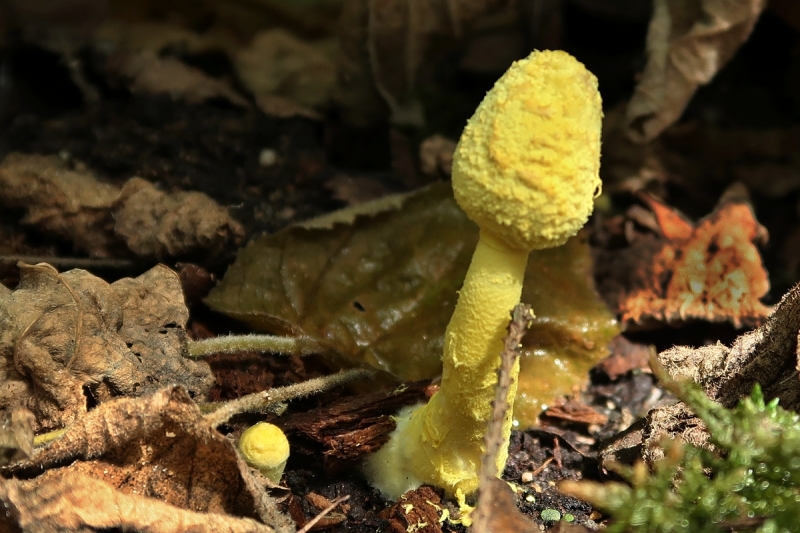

[238,422,290,483]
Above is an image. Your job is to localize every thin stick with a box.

[186,334,323,358]
[0,255,137,270]
[204,368,374,427]
[297,495,351,533]
[470,303,534,532]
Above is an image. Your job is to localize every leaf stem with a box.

[186,334,322,358]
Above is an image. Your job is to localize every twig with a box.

[0,255,137,270]
[470,303,534,533]
[297,495,350,533]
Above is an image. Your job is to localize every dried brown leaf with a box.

[0,408,34,465]
[602,185,770,328]
[0,153,121,257]
[0,262,213,431]
[6,386,293,532]
[108,49,250,106]
[336,0,508,125]
[114,177,245,263]
[0,470,279,533]
[235,29,337,110]
[626,0,767,142]
[0,154,245,264]
[418,134,456,178]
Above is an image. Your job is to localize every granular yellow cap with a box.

[238,422,290,482]
[451,50,603,251]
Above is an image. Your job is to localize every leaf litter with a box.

[0,153,245,265]
[0,261,213,432]
[3,0,800,530]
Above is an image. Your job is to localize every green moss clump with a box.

[563,379,800,532]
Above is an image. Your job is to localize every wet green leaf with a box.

[206,183,619,427]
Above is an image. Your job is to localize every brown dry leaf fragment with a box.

[108,49,250,106]
[0,154,245,264]
[419,134,456,178]
[235,29,337,111]
[611,184,770,328]
[0,153,121,257]
[626,0,767,142]
[594,336,653,381]
[0,470,277,533]
[543,399,609,427]
[114,177,245,263]
[6,386,293,532]
[336,0,508,125]
[206,183,618,428]
[658,282,800,410]
[0,262,213,432]
[0,409,34,466]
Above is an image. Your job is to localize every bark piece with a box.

[658,282,800,410]
[280,381,430,460]
[378,486,445,533]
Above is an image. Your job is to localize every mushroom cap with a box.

[238,422,290,475]
[451,50,603,251]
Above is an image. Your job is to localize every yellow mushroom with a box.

[238,422,290,483]
[364,49,602,499]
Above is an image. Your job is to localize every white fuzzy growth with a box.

[362,403,425,499]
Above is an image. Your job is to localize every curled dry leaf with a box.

[626,0,767,142]
[600,184,770,328]
[206,183,618,428]
[0,262,213,432]
[2,387,293,532]
[235,29,337,111]
[0,153,244,264]
[336,0,508,125]
[107,50,250,107]
[0,471,277,533]
[418,134,456,178]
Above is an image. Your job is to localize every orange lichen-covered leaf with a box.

[618,185,770,327]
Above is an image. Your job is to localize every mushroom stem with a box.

[364,231,529,498]
[421,231,528,479]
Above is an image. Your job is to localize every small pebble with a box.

[259,148,278,167]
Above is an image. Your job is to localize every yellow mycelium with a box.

[238,422,291,483]
[364,50,603,498]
